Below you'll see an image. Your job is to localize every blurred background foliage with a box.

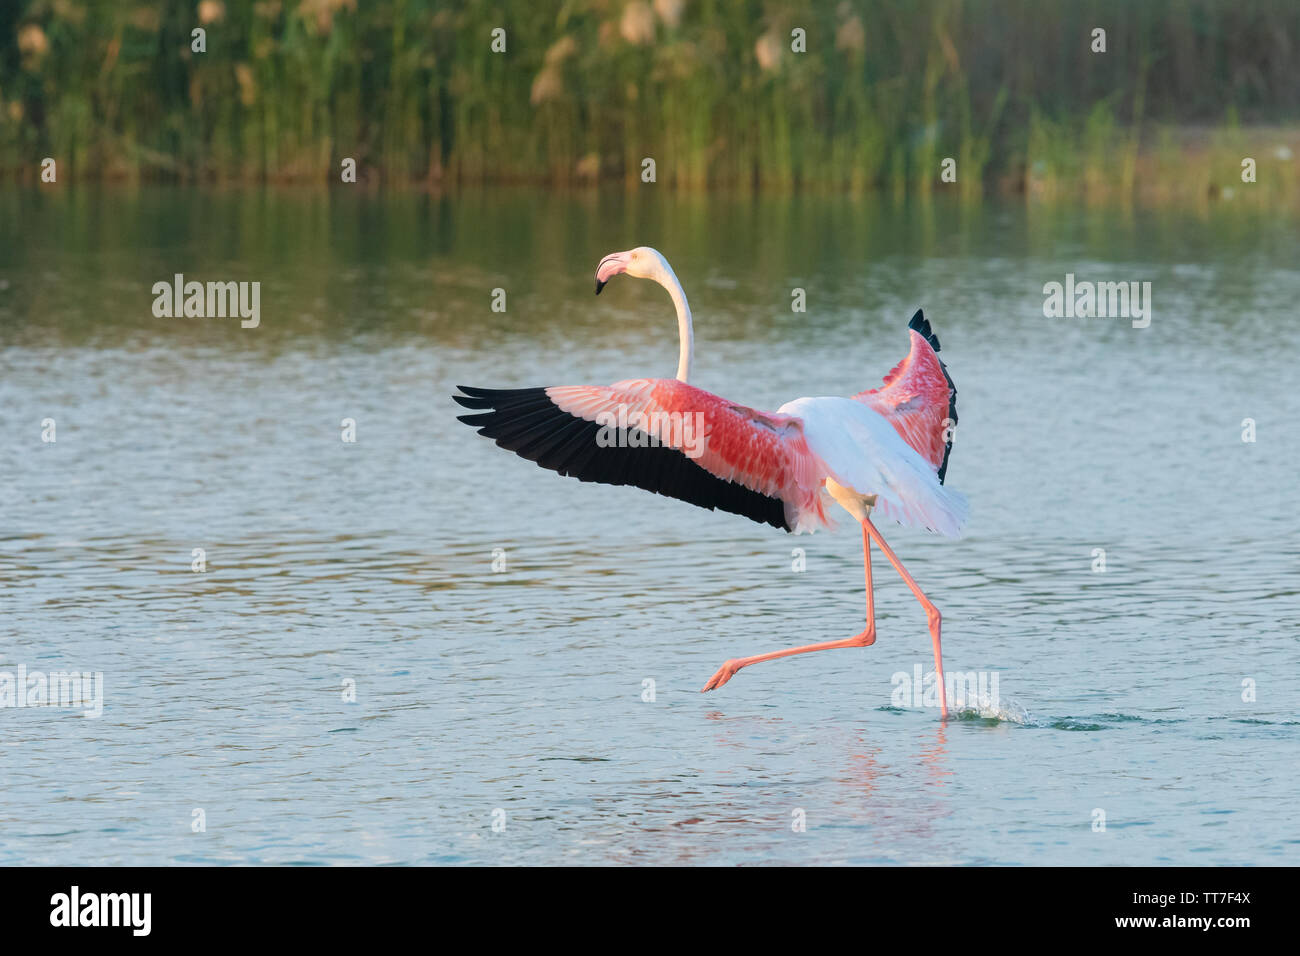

[1,0,1297,201]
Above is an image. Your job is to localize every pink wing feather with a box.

[853,313,957,483]
[454,380,832,532]
[548,379,831,531]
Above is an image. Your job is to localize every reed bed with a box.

[2,0,1298,203]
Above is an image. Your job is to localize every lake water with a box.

[2,187,1298,865]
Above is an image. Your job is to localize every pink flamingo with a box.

[454,247,966,717]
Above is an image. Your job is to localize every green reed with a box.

[2,0,1299,203]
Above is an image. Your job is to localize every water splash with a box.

[947,695,1032,725]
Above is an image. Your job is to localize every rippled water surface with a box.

[2,188,1298,865]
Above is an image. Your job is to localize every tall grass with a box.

[2,0,1299,202]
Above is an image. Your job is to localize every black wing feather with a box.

[453,386,790,531]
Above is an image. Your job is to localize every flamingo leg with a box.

[860,516,948,719]
[701,522,877,692]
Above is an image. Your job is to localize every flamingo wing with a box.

[453,379,831,532]
[853,310,958,483]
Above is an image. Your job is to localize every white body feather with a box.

[778,396,968,538]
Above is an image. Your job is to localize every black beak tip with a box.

[594,279,606,295]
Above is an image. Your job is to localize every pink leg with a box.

[701,522,877,692]
[861,517,947,719]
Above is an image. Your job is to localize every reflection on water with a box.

[2,187,1298,864]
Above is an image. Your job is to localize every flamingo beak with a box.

[594,251,631,295]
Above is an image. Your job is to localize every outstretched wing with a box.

[454,379,831,532]
[853,310,958,483]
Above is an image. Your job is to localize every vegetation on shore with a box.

[2,0,1298,203]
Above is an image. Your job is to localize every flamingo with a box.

[454,247,966,717]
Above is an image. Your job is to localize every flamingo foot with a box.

[701,659,741,692]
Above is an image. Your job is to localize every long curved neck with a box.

[654,263,694,383]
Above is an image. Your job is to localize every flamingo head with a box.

[594,246,666,294]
